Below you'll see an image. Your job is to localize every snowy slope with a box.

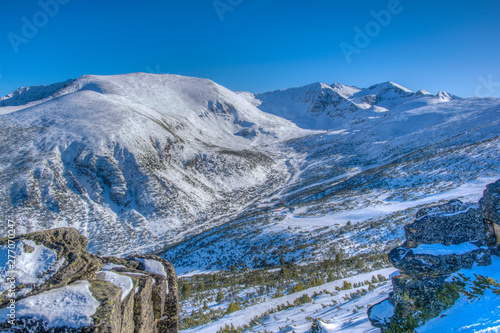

[253,81,461,130]
[1,73,500,332]
[0,73,308,255]
[182,268,396,333]
[1,73,499,261]
[417,257,500,332]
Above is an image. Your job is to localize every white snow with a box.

[0,280,99,328]
[254,80,458,130]
[368,299,395,326]
[417,256,500,332]
[411,242,479,256]
[101,263,127,271]
[182,268,396,333]
[134,258,167,277]
[96,271,133,301]
[0,240,64,295]
[275,179,495,229]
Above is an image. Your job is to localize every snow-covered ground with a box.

[0,240,65,297]
[182,268,396,333]
[418,257,500,333]
[1,73,499,332]
[0,280,99,329]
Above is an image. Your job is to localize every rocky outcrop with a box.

[369,180,500,330]
[405,199,486,248]
[480,179,500,246]
[0,228,178,333]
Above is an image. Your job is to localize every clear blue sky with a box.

[1,0,499,97]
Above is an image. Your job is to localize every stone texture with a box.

[404,200,485,248]
[128,273,155,333]
[89,280,123,333]
[102,255,179,333]
[0,228,179,333]
[480,179,500,224]
[0,227,103,308]
[120,287,136,333]
[389,246,486,278]
[369,181,500,331]
[480,179,500,246]
[390,274,448,314]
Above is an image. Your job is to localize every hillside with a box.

[249,81,460,130]
[0,73,307,255]
[1,73,500,331]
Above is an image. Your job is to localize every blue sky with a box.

[0,0,499,97]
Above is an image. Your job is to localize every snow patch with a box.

[101,263,127,271]
[411,242,479,256]
[0,280,99,328]
[418,257,500,332]
[0,240,64,295]
[134,258,167,277]
[369,299,395,326]
[96,271,133,301]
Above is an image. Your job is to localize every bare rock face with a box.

[404,200,486,248]
[480,179,500,246]
[0,228,179,333]
[389,246,485,278]
[369,180,500,330]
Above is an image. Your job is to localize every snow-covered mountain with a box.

[1,74,499,261]
[1,73,500,332]
[249,81,461,130]
[0,73,307,255]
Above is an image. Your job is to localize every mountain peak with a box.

[437,90,460,101]
[0,79,75,107]
[366,81,413,93]
[415,89,432,96]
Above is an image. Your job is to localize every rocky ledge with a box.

[0,228,178,333]
[368,179,500,330]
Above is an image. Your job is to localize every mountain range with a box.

[1,73,499,261]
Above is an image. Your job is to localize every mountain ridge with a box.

[252,80,462,130]
[0,73,499,260]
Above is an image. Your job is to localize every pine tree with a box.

[310,319,321,333]
[216,289,224,303]
[217,323,238,333]
[280,255,286,266]
[385,304,418,333]
[226,300,241,314]
[292,282,305,293]
[335,252,343,264]
[342,280,352,290]
[274,286,284,298]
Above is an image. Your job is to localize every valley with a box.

[1,73,499,332]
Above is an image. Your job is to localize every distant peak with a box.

[415,89,432,95]
[0,79,75,107]
[436,91,461,101]
[367,81,413,93]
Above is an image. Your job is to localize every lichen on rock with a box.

[0,228,179,333]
